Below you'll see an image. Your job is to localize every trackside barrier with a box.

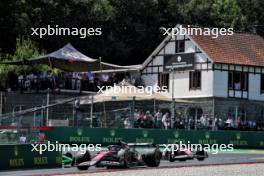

[42,127,264,149]
[0,144,62,171]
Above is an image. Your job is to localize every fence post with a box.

[131,96,135,126]
[90,95,94,128]
[171,98,175,129]
[194,107,197,130]
[0,91,2,116]
[46,91,50,126]
[33,107,37,127]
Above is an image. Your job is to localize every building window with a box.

[189,71,201,90]
[228,71,248,91]
[176,40,185,53]
[261,74,264,93]
[158,73,169,90]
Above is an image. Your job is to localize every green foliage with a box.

[0,37,47,88]
[211,0,247,29]
[177,0,215,26]
[0,0,263,67]
[12,37,44,61]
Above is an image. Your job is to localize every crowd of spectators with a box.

[123,109,171,129]
[123,110,264,131]
[13,71,141,93]
[214,116,261,131]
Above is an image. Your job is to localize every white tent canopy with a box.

[0,43,140,72]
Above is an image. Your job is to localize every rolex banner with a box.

[42,127,264,149]
[0,144,62,171]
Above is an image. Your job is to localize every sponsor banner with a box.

[43,127,264,149]
[164,53,195,72]
[0,144,61,170]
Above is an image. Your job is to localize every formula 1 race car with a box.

[163,145,208,162]
[76,140,162,170]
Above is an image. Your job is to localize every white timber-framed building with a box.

[140,26,264,125]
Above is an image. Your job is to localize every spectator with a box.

[19,134,27,143]
[47,71,54,89]
[162,113,170,129]
[18,73,24,91]
[76,73,82,91]
[200,115,206,128]
[234,81,241,90]
[236,116,241,129]
[124,117,132,128]
[141,111,153,128]
[135,111,143,128]
[226,116,234,129]
[154,109,162,128]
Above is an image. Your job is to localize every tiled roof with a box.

[191,33,264,66]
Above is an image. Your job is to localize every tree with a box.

[211,0,247,29]
[0,37,46,89]
[0,0,263,67]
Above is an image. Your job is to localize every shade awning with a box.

[0,43,140,72]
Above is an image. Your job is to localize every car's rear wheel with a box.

[197,157,205,161]
[195,150,207,161]
[179,158,187,161]
[123,152,131,168]
[144,150,161,167]
[169,153,175,162]
[76,151,91,170]
[77,165,89,170]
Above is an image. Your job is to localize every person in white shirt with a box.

[76,73,82,90]
[19,135,27,143]
[162,113,170,129]
[200,115,206,126]
[124,117,132,128]
[235,81,241,90]
[18,74,24,90]
[101,74,109,82]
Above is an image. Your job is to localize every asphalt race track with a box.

[1,151,264,176]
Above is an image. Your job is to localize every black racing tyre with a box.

[144,150,161,167]
[196,150,206,161]
[76,151,91,163]
[169,153,175,162]
[197,157,205,161]
[77,165,89,170]
[76,151,91,170]
[178,158,187,161]
[64,152,73,166]
[123,151,130,168]
[196,150,205,155]
[195,150,208,161]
